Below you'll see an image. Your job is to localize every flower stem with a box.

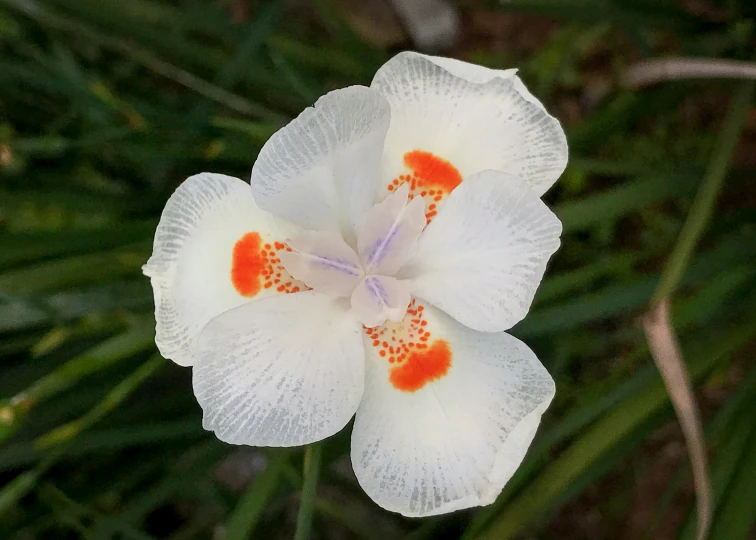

[293,442,323,540]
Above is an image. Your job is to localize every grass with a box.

[1,0,755,539]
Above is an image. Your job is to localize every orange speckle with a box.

[363,299,453,392]
[232,233,309,297]
[390,340,452,392]
[403,150,462,192]
[231,233,265,297]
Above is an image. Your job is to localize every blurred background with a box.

[1,0,755,539]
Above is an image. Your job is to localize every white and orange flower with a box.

[143,52,567,517]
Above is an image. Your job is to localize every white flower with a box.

[143,52,567,517]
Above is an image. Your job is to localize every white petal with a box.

[371,51,567,198]
[404,170,562,333]
[350,275,411,328]
[142,173,301,367]
[279,230,363,298]
[352,301,554,517]
[193,291,365,447]
[250,86,391,242]
[356,183,427,275]
[414,53,545,111]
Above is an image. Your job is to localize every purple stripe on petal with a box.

[366,226,400,268]
[365,276,389,305]
[314,256,362,276]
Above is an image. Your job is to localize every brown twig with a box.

[622,57,756,88]
[642,300,711,540]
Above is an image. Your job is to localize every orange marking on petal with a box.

[403,150,462,192]
[390,340,451,392]
[364,299,453,392]
[232,233,309,297]
[231,232,265,297]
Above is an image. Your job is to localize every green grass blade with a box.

[652,80,755,302]
[294,443,324,540]
[224,456,288,540]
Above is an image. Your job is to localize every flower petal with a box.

[356,183,427,275]
[403,170,561,333]
[413,52,545,111]
[250,86,391,242]
[350,275,411,328]
[279,230,363,298]
[142,173,301,367]
[352,301,554,517]
[371,51,567,198]
[193,291,365,447]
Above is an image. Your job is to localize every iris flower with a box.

[144,52,567,516]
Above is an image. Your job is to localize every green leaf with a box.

[224,456,288,540]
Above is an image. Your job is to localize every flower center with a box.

[278,183,427,328]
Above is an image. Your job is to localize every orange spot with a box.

[231,233,308,297]
[364,298,453,392]
[403,150,462,192]
[231,233,265,297]
[390,340,452,392]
